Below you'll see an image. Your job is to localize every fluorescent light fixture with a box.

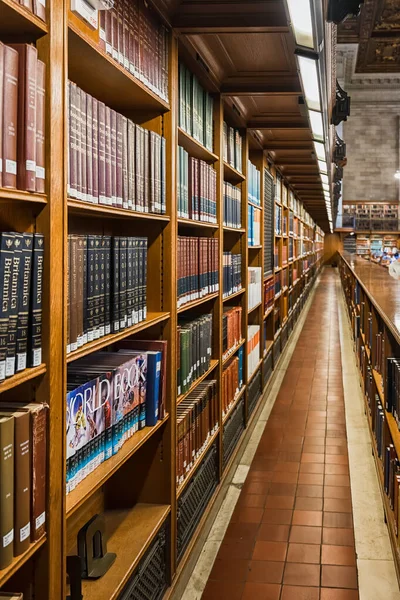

[298,55,321,112]
[321,174,329,185]
[318,160,327,174]
[286,0,314,48]
[395,170,400,180]
[313,140,325,162]
[309,110,324,141]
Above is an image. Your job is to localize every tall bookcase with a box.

[0,7,324,599]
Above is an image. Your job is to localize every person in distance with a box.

[389,252,400,280]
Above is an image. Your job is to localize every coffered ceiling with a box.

[151,0,333,231]
[338,0,400,73]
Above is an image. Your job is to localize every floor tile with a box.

[202,580,245,600]
[247,560,285,584]
[262,508,293,525]
[321,566,358,589]
[209,558,249,582]
[321,545,356,566]
[293,510,323,527]
[289,526,322,545]
[283,563,321,587]
[252,540,288,562]
[287,543,321,564]
[241,582,281,600]
[257,524,290,542]
[281,585,320,600]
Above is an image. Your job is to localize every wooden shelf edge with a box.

[67,198,170,222]
[0,535,46,587]
[178,127,218,163]
[177,217,218,229]
[222,386,246,424]
[248,301,262,314]
[177,292,219,314]
[0,364,46,395]
[223,288,245,302]
[222,339,246,365]
[264,340,274,356]
[67,312,170,363]
[223,226,246,233]
[177,428,220,499]
[223,161,245,183]
[248,200,261,210]
[0,188,48,204]
[66,414,170,517]
[177,360,219,406]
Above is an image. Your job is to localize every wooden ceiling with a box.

[338,0,400,73]
[151,0,330,231]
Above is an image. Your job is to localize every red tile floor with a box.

[202,272,359,600]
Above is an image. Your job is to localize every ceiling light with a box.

[309,110,324,141]
[313,140,325,162]
[321,174,329,185]
[318,160,327,174]
[395,170,400,180]
[286,0,314,49]
[297,55,321,112]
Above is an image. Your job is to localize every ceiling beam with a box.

[221,81,301,95]
[266,142,313,150]
[248,121,308,130]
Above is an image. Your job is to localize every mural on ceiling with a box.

[338,0,400,72]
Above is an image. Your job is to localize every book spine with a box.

[75,86,82,200]
[2,46,19,189]
[126,237,133,327]
[92,97,99,204]
[115,112,123,208]
[143,128,149,212]
[0,234,15,382]
[99,10,106,51]
[68,236,77,352]
[0,416,14,569]
[112,237,120,332]
[16,233,33,371]
[110,109,117,206]
[93,236,101,339]
[81,236,87,345]
[119,237,127,329]
[67,82,75,198]
[35,60,46,193]
[6,233,22,378]
[75,235,83,347]
[28,234,44,368]
[33,0,46,23]
[98,237,106,337]
[98,101,106,205]
[86,236,95,343]
[127,120,135,210]
[121,116,128,209]
[133,237,138,323]
[85,93,93,203]
[13,412,30,556]
[11,44,38,192]
[104,106,112,205]
[79,88,87,202]
[30,404,48,541]
[104,236,111,335]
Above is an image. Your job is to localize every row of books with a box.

[67,235,148,354]
[275,204,282,235]
[0,43,46,193]
[176,380,218,486]
[248,161,260,205]
[223,122,243,173]
[222,351,244,419]
[387,358,400,428]
[68,82,166,213]
[222,252,242,299]
[282,245,288,266]
[274,273,281,296]
[383,442,400,531]
[177,236,219,308]
[11,0,45,20]
[247,325,260,379]
[222,306,242,358]
[264,279,274,315]
[248,267,262,311]
[177,147,217,222]
[248,205,261,246]
[0,402,48,569]
[178,63,213,151]
[223,182,242,229]
[99,0,168,101]
[177,314,212,397]
[66,342,166,494]
[374,332,385,376]
[0,232,44,381]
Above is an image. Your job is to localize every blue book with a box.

[238,346,244,388]
[145,351,162,426]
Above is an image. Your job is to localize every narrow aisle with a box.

[202,270,359,600]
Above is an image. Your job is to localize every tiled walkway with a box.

[202,271,359,600]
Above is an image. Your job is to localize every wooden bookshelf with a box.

[0,4,325,596]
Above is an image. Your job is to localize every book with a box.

[223,122,242,173]
[67,235,148,354]
[177,236,219,308]
[247,325,260,379]
[222,306,242,358]
[176,380,218,486]
[177,148,217,223]
[67,82,166,213]
[178,63,213,151]
[263,278,274,315]
[5,233,23,378]
[248,205,261,246]
[2,45,19,190]
[248,161,260,205]
[35,60,46,193]
[177,314,212,396]
[0,415,14,569]
[222,252,242,298]
[28,233,44,368]
[223,181,241,229]
[10,44,38,192]
[248,267,262,311]
[222,355,243,418]
[0,233,15,382]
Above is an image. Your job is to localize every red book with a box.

[97,101,106,205]
[92,97,99,203]
[110,109,117,206]
[115,112,123,207]
[10,44,37,191]
[20,0,33,14]
[104,106,112,205]
[35,59,45,193]
[2,45,19,190]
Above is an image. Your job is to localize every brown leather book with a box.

[28,403,47,541]
[85,93,93,203]
[92,97,99,204]
[33,0,46,22]
[110,109,117,206]
[0,415,14,570]
[69,235,78,352]
[3,45,19,190]
[35,60,45,194]
[0,43,4,189]
[20,0,33,14]
[97,101,106,205]
[104,106,112,205]
[9,44,37,192]
[115,112,123,208]
[0,410,30,557]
